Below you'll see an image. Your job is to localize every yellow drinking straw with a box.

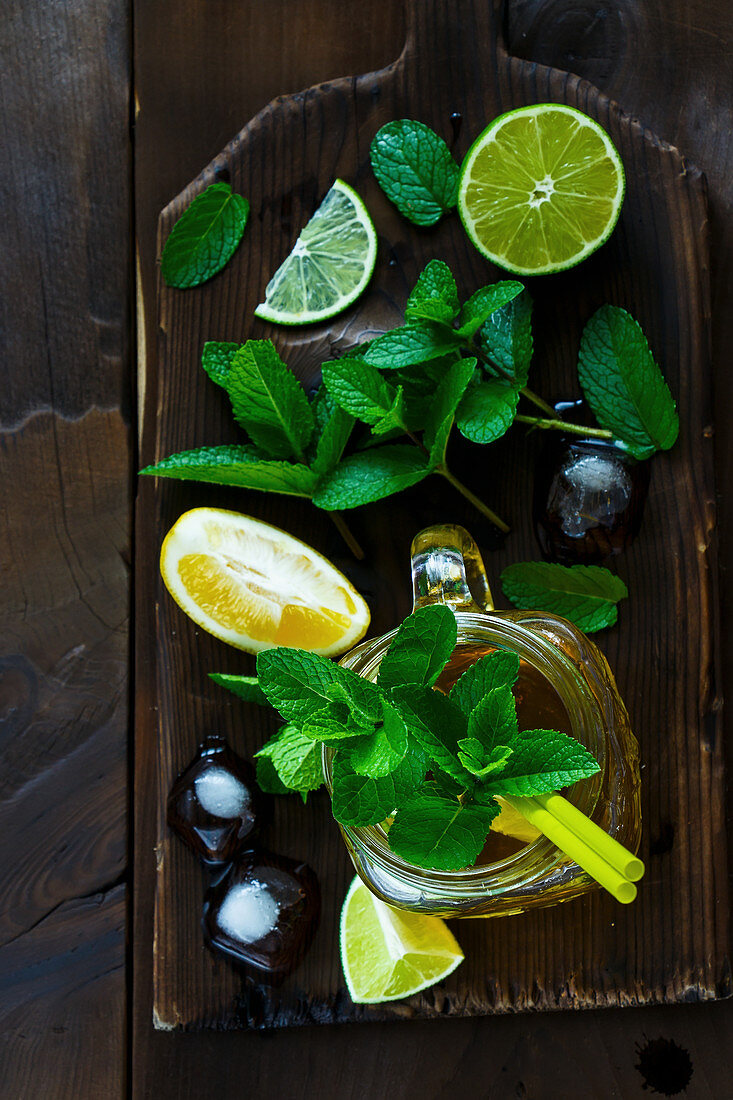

[536,792,645,881]
[504,794,644,905]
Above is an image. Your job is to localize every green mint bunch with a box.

[140,267,519,539]
[143,256,677,555]
[319,257,677,462]
[237,605,600,872]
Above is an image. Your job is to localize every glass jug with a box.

[323,524,641,918]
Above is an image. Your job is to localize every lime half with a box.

[458,103,625,276]
[340,877,464,1004]
[254,179,377,325]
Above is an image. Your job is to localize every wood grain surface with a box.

[0,1,130,1097]
[4,0,733,1096]
[140,0,727,1040]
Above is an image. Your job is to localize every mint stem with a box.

[515,414,614,441]
[517,388,558,419]
[468,338,557,418]
[405,428,431,457]
[437,465,510,534]
[328,512,365,560]
[403,427,509,533]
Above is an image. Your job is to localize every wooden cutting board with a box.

[138,0,728,1029]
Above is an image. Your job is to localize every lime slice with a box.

[340,877,464,1004]
[254,179,377,325]
[458,103,625,276]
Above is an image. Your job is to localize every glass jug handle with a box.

[410,525,494,613]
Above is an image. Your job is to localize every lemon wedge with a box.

[160,508,370,656]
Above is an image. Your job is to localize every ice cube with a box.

[204,850,320,977]
[217,881,280,944]
[167,735,269,864]
[194,766,250,818]
[534,437,649,563]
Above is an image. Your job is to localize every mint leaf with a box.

[331,749,426,827]
[202,340,241,388]
[501,561,628,633]
[457,739,513,778]
[139,444,317,497]
[364,323,461,370]
[578,305,679,459]
[450,650,520,717]
[161,182,249,288]
[300,704,367,744]
[255,754,293,796]
[377,604,457,692]
[256,648,382,725]
[370,120,459,227]
[479,290,533,388]
[388,783,500,870]
[256,725,324,793]
[391,358,458,431]
[389,685,471,786]
[208,672,268,706]
[405,260,460,324]
[311,406,355,476]
[372,388,408,436]
[312,446,430,510]
[318,682,377,730]
[467,686,518,752]
[227,340,314,460]
[393,357,459,396]
[308,386,355,476]
[455,281,524,339]
[423,358,477,466]
[322,358,405,432]
[347,700,409,778]
[456,378,519,444]
[479,728,600,797]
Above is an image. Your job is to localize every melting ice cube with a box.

[167,735,268,864]
[204,850,320,977]
[194,766,250,818]
[534,437,649,564]
[217,881,280,944]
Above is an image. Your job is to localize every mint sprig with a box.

[250,604,601,871]
[145,257,677,556]
[161,182,249,289]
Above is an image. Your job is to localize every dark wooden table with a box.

[2,2,731,1096]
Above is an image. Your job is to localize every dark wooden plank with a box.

[504,0,733,849]
[134,0,733,1094]
[143,0,726,1030]
[0,0,130,1095]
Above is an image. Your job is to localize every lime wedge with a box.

[340,876,464,1004]
[458,103,625,276]
[254,179,377,325]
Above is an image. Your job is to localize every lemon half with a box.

[160,508,370,656]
